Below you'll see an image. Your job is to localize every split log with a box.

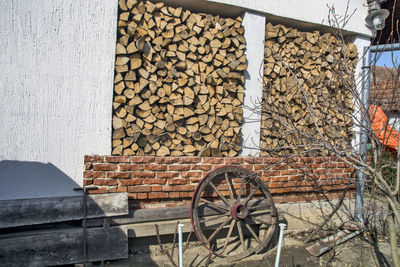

[112,0,246,156]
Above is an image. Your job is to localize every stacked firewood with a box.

[112,0,246,156]
[261,23,358,156]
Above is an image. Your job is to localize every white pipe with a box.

[274,223,287,267]
[178,223,184,267]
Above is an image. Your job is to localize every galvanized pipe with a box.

[274,223,287,267]
[356,46,371,223]
[356,43,400,223]
[178,223,184,267]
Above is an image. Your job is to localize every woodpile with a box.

[261,23,358,156]
[112,0,246,156]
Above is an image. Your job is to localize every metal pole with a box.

[274,223,287,267]
[356,46,371,223]
[178,223,184,267]
[356,43,400,222]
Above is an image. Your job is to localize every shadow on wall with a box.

[0,160,81,200]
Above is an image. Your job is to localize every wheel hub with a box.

[230,204,248,220]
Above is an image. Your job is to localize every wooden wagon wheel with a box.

[190,166,278,261]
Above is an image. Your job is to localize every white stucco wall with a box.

[241,11,266,156]
[208,0,371,37]
[0,0,373,200]
[0,0,117,200]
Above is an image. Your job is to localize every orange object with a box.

[369,104,399,151]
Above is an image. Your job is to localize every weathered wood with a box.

[86,199,271,228]
[0,226,128,266]
[0,193,128,229]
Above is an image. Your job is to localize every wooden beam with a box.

[86,199,271,228]
[86,205,191,227]
[0,226,128,266]
[0,193,128,229]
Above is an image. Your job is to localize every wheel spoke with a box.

[245,223,261,244]
[247,215,270,224]
[242,184,259,205]
[208,181,230,207]
[207,217,232,242]
[248,204,271,211]
[237,174,245,204]
[221,219,236,253]
[199,197,229,213]
[225,173,235,203]
[200,213,229,223]
[237,220,246,252]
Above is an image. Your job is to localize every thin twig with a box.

[154,224,178,267]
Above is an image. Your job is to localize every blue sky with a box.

[372,50,400,67]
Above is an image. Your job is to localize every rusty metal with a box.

[190,166,278,261]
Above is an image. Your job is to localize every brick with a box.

[253,164,267,171]
[128,185,152,192]
[143,178,167,185]
[270,176,288,182]
[244,157,263,164]
[107,172,131,178]
[289,175,305,181]
[84,163,92,170]
[93,179,118,186]
[212,165,226,170]
[241,164,254,171]
[158,192,169,198]
[168,179,187,185]
[119,178,142,186]
[191,165,212,171]
[116,186,127,192]
[281,169,299,176]
[132,171,155,178]
[148,192,159,199]
[203,157,224,164]
[190,178,203,183]
[83,171,92,178]
[272,164,289,170]
[144,164,168,171]
[162,185,173,192]
[179,157,202,163]
[171,185,194,191]
[84,155,104,163]
[92,164,118,171]
[263,158,280,164]
[225,158,244,164]
[137,193,148,199]
[155,157,180,164]
[119,164,143,171]
[157,172,179,178]
[130,156,155,163]
[91,171,106,178]
[169,192,180,198]
[179,192,191,198]
[180,171,203,178]
[83,179,93,186]
[87,187,108,194]
[106,156,130,163]
[151,185,162,191]
[169,165,191,171]
[263,170,281,177]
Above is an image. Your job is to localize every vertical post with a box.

[240,11,266,156]
[356,46,371,223]
[178,223,184,267]
[274,223,287,267]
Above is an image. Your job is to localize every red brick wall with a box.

[84,156,356,209]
